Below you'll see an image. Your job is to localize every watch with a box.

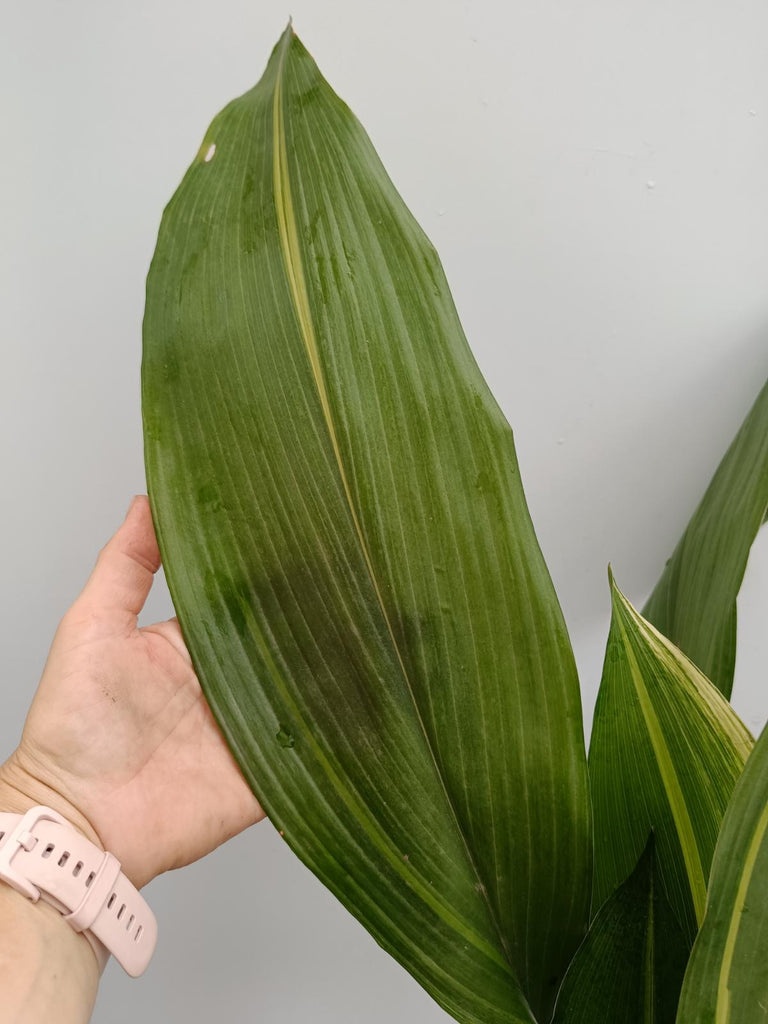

[0,805,157,977]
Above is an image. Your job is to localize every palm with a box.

[11,497,263,888]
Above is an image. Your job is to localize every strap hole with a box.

[134,925,143,942]
[58,851,70,868]
[107,893,116,909]
[72,861,84,877]
[85,871,96,888]
[117,904,126,920]
[42,844,55,859]
[127,914,135,931]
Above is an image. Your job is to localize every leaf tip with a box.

[606,565,627,611]
[607,568,637,626]
[271,17,298,67]
[607,565,631,604]
[284,15,296,38]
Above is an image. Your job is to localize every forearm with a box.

[0,882,100,1024]
[0,771,103,1024]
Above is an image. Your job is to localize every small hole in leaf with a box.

[204,143,216,163]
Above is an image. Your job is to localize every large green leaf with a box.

[590,574,753,947]
[643,378,768,698]
[552,836,688,1023]
[677,723,768,1023]
[142,26,591,1024]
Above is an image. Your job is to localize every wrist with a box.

[0,749,157,889]
[0,759,108,977]
[0,794,158,977]
[0,753,104,856]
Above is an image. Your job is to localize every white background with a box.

[2,2,767,1021]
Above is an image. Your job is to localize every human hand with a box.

[0,495,264,889]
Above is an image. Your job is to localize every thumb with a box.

[77,495,162,620]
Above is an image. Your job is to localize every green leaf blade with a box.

[643,378,768,698]
[143,26,591,1023]
[590,575,753,942]
[677,724,768,1023]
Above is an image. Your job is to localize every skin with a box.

[0,495,265,1022]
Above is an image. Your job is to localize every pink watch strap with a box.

[0,806,157,977]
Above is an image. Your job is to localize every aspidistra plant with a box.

[142,25,768,1024]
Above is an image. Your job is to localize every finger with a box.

[141,616,194,667]
[78,495,161,619]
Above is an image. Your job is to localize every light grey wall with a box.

[2,2,767,1021]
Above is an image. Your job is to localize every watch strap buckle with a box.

[0,805,69,901]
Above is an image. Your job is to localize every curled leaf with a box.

[643,378,768,698]
[590,573,753,942]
